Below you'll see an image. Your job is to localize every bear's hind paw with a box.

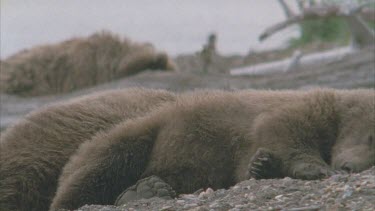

[115,176,176,206]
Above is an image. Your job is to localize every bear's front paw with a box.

[115,176,176,206]
[292,163,335,180]
[248,148,282,179]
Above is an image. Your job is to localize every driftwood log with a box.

[230,1,374,76]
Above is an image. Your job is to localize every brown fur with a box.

[0,31,176,96]
[0,88,374,211]
[0,88,175,211]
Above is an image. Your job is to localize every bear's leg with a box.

[248,148,283,179]
[114,175,176,206]
[49,118,159,211]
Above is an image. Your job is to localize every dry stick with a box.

[259,5,341,41]
[277,0,295,18]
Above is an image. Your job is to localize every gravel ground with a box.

[77,167,375,211]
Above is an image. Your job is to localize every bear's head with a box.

[332,92,375,173]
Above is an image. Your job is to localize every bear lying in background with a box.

[0,88,374,211]
[0,31,176,96]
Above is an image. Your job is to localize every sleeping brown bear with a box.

[0,88,374,211]
[0,88,176,211]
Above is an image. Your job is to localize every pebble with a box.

[232,185,240,190]
[206,188,214,194]
[199,188,214,199]
[184,203,198,209]
[181,194,198,200]
[342,185,354,199]
[248,194,256,201]
[160,206,173,211]
[215,189,226,196]
[234,204,251,209]
[275,194,283,200]
[326,198,335,204]
[209,202,220,208]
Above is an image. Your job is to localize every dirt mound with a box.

[0,31,175,96]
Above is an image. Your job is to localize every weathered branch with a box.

[277,0,295,18]
[259,3,375,45]
[259,5,342,41]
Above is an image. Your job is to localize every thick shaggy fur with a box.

[0,88,175,211]
[0,32,175,96]
[0,88,374,211]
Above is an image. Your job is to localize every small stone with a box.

[198,192,207,199]
[181,194,197,200]
[233,185,240,190]
[324,187,333,193]
[205,188,214,194]
[215,189,226,196]
[283,177,292,181]
[209,202,220,208]
[342,185,353,199]
[248,195,256,201]
[198,188,214,199]
[160,206,173,211]
[326,198,335,204]
[234,204,250,209]
[176,199,185,204]
[183,203,198,209]
[275,194,283,200]
[188,206,209,211]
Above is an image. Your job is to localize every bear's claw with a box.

[248,148,282,179]
[115,176,176,206]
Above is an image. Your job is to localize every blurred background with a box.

[0,0,374,131]
[1,0,298,58]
